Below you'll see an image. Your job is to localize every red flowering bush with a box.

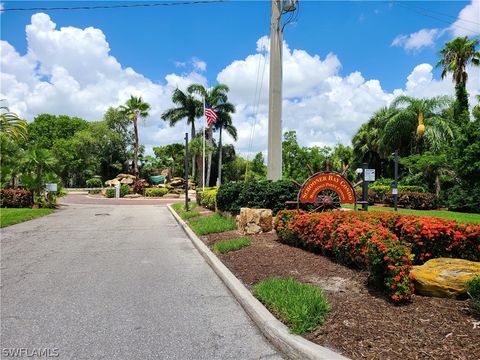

[0,189,34,208]
[275,210,414,303]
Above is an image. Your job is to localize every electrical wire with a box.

[399,2,480,26]
[3,0,226,12]
[394,1,480,36]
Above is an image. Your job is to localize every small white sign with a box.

[364,169,375,182]
[392,188,398,195]
[45,183,57,192]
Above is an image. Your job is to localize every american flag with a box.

[204,100,218,127]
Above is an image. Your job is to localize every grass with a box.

[253,277,330,334]
[342,204,480,223]
[0,208,54,228]
[171,201,197,212]
[180,211,201,220]
[188,214,236,235]
[212,237,251,254]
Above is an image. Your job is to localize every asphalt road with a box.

[1,203,282,360]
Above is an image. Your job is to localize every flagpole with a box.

[203,97,206,191]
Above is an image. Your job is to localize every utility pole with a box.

[267,0,283,180]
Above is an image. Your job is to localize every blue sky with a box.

[1,1,479,155]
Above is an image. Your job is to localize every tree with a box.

[0,104,28,141]
[249,152,267,179]
[28,114,88,149]
[20,147,57,196]
[119,96,151,177]
[162,88,203,179]
[153,143,185,177]
[213,98,236,186]
[436,36,480,122]
[188,83,235,186]
[384,95,453,155]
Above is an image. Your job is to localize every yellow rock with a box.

[412,258,480,299]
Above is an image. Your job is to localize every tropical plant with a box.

[436,36,480,121]
[384,95,453,154]
[0,104,28,141]
[187,83,236,186]
[20,147,57,196]
[119,96,151,177]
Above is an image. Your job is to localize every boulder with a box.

[412,258,480,299]
[237,208,273,235]
[105,179,120,187]
[120,177,134,185]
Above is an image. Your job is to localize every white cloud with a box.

[0,13,206,153]
[450,0,480,37]
[1,13,478,161]
[192,57,207,72]
[391,28,440,51]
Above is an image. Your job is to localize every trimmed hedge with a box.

[105,185,130,198]
[0,189,34,208]
[144,187,169,197]
[85,178,103,188]
[384,192,437,210]
[196,187,217,211]
[217,179,297,215]
[275,210,414,303]
[466,276,480,313]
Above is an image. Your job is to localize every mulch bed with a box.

[191,207,480,360]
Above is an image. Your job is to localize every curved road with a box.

[1,198,282,359]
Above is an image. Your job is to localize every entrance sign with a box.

[299,173,356,204]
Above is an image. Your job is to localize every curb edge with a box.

[168,205,350,360]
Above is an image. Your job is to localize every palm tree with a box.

[384,95,453,154]
[187,83,236,186]
[162,88,203,179]
[0,104,28,141]
[436,36,480,120]
[213,102,236,186]
[119,96,151,177]
[20,147,57,196]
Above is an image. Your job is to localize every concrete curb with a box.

[168,205,350,360]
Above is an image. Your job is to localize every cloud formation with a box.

[450,0,480,37]
[392,28,441,51]
[1,12,478,160]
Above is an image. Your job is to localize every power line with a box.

[3,0,226,12]
[402,2,480,26]
[394,1,480,36]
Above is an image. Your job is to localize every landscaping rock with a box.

[120,177,134,185]
[105,178,120,187]
[412,258,480,299]
[237,208,273,235]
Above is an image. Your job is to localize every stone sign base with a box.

[237,208,273,235]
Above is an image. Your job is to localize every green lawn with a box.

[171,201,197,212]
[253,277,330,334]
[212,237,251,254]
[187,214,236,235]
[0,208,54,228]
[342,204,480,223]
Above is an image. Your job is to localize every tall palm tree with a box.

[161,88,203,179]
[187,83,236,186]
[384,95,453,154]
[214,106,237,186]
[119,96,151,177]
[436,36,480,120]
[0,104,28,141]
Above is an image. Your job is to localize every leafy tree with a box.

[119,96,151,177]
[249,152,267,179]
[20,147,57,195]
[153,143,185,177]
[436,36,480,122]
[28,114,88,149]
[0,133,25,187]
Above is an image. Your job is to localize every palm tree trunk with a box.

[435,174,441,198]
[217,127,223,187]
[192,155,196,179]
[133,115,139,177]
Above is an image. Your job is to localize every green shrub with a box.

[446,185,480,214]
[212,237,251,254]
[384,191,437,210]
[370,185,426,202]
[0,189,34,208]
[217,180,297,215]
[466,276,480,313]
[85,178,103,188]
[197,187,217,210]
[145,188,169,197]
[88,189,101,195]
[34,193,57,208]
[253,277,330,334]
[105,185,129,198]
